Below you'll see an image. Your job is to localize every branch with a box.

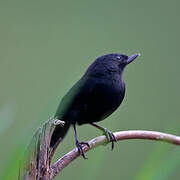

[19,117,65,180]
[19,117,180,180]
[50,130,180,179]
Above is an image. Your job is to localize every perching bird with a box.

[50,53,140,158]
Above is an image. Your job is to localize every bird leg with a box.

[90,122,116,150]
[72,124,90,159]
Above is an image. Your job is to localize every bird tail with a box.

[50,121,71,147]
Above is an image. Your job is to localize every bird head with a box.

[85,53,140,77]
[100,53,140,70]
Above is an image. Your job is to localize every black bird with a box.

[50,53,140,158]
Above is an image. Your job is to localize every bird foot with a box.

[103,128,116,150]
[76,141,90,159]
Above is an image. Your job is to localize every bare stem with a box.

[50,130,180,179]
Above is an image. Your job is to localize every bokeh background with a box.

[0,0,180,179]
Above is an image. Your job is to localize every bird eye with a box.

[116,56,121,60]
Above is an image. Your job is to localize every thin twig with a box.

[50,130,180,179]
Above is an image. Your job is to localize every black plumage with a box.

[50,53,140,158]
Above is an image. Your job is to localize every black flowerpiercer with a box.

[50,53,140,158]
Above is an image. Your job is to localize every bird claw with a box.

[76,141,90,159]
[103,128,116,150]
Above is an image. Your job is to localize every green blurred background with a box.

[0,0,180,179]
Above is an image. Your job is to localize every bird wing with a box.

[54,77,88,119]
[55,76,118,124]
